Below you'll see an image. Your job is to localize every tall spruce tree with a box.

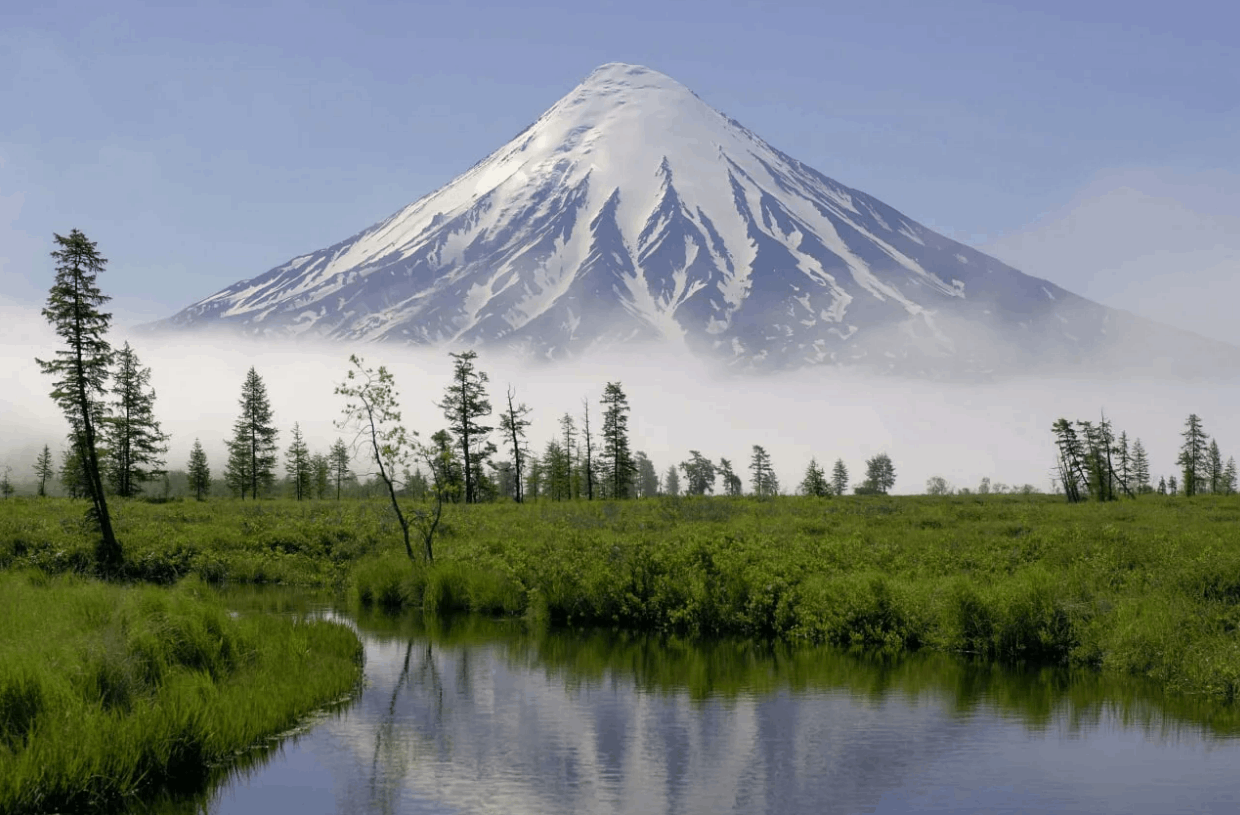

[33,444,53,497]
[831,459,849,496]
[1131,438,1151,494]
[439,351,494,504]
[1207,439,1224,495]
[329,438,352,500]
[1224,456,1238,495]
[600,382,636,499]
[103,341,169,497]
[749,445,778,497]
[0,467,12,500]
[227,367,279,499]
[285,422,311,500]
[1177,414,1208,497]
[187,439,211,501]
[559,413,579,499]
[35,230,120,568]
[542,439,571,501]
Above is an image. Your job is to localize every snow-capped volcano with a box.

[147,63,1239,376]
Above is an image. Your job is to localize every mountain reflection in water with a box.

[140,602,1240,815]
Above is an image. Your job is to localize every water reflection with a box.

[138,601,1240,814]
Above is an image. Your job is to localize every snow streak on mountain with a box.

[150,63,1236,376]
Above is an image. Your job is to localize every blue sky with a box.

[2,0,1238,339]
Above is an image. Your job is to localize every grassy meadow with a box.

[6,492,1240,705]
[0,572,362,814]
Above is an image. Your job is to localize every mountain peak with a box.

[147,67,1239,378]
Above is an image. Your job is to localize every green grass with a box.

[6,493,1240,702]
[0,571,363,814]
[349,493,1240,701]
[0,497,393,586]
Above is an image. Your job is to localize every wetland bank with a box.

[5,493,1240,811]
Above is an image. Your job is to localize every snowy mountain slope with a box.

[146,63,1240,376]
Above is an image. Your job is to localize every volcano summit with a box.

[148,63,1236,376]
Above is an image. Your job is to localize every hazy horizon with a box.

[4,293,1237,498]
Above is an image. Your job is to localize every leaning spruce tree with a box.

[35,230,121,569]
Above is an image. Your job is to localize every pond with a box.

[137,591,1240,814]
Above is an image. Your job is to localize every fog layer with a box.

[3,295,1236,495]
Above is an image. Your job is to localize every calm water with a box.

[140,593,1240,814]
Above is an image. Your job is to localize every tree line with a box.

[11,230,1236,568]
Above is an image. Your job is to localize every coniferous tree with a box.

[800,458,830,497]
[541,439,570,501]
[33,445,53,497]
[224,437,251,498]
[1115,431,1132,498]
[228,367,279,499]
[524,454,542,501]
[0,467,12,499]
[311,452,329,499]
[679,451,717,496]
[1131,438,1151,494]
[429,429,464,502]
[187,439,211,501]
[1169,475,1179,496]
[1051,419,1087,502]
[1224,456,1238,496]
[1207,438,1224,495]
[60,443,87,499]
[1158,475,1167,495]
[599,382,635,500]
[285,422,311,500]
[718,458,743,496]
[749,445,778,497]
[36,229,120,567]
[499,386,532,503]
[329,438,352,500]
[103,342,169,497]
[831,459,849,496]
[559,413,580,499]
[438,350,494,504]
[634,451,659,498]
[663,464,680,497]
[581,398,595,500]
[1177,414,1208,497]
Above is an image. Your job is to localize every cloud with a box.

[4,294,1238,496]
[981,167,1240,347]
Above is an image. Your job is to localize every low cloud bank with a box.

[3,296,1237,496]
